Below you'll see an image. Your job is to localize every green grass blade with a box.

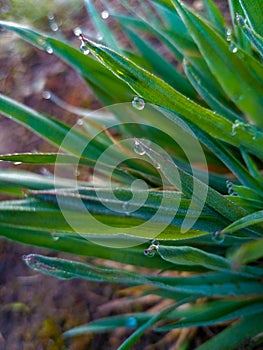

[134,138,247,224]
[0,94,97,158]
[203,0,226,34]
[239,0,263,36]
[123,26,196,98]
[0,153,92,166]
[229,237,263,265]
[80,36,263,158]
[63,313,148,337]
[84,0,119,51]
[117,297,196,350]
[222,210,263,235]
[196,313,263,350]
[171,0,263,126]
[237,14,263,59]
[155,298,263,331]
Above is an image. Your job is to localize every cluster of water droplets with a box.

[225,27,238,53]
[73,28,90,55]
[48,13,59,32]
[36,37,53,55]
[231,119,260,140]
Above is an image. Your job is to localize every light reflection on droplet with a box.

[101,10,109,19]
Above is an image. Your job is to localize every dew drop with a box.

[73,27,82,37]
[212,231,225,244]
[77,118,84,126]
[126,317,137,328]
[226,28,232,42]
[134,139,146,156]
[51,232,60,241]
[14,161,22,165]
[144,242,159,257]
[153,161,161,170]
[37,37,46,48]
[101,10,109,19]
[42,90,51,100]
[229,43,238,53]
[50,22,59,32]
[80,43,90,55]
[96,33,104,41]
[46,46,53,54]
[23,254,41,269]
[132,97,145,111]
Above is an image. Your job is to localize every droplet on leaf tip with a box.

[73,27,82,37]
[46,46,53,54]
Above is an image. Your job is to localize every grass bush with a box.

[0,0,263,348]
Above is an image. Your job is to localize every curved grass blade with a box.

[236,14,263,59]
[155,298,263,331]
[22,254,263,297]
[239,0,263,36]
[63,313,148,337]
[229,237,263,265]
[79,36,263,158]
[123,26,196,98]
[203,0,226,34]
[84,0,119,51]
[171,0,263,126]
[117,297,196,350]
[196,313,263,350]
[221,210,263,235]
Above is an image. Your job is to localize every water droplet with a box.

[42,90,51,100]
[153,161,161,170]
[77,118,83,126]
[144,242,159,257]
[48,13,59,32]
[96,33,103,41]
[226,28,232,42]
[132,97,145,111]
[14,161,22,165]
[37,37,46,48]
[80,43,90,55]
[126,317,137,328]
[229,42,238,53]
[51,232,59,241]
[46,46,53,54]
[50,22,59,32]
[73,27,82,37]
[101,10,109,19]
[212,231,225,244]
[226,180,236,196]
[134,139,146,156]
